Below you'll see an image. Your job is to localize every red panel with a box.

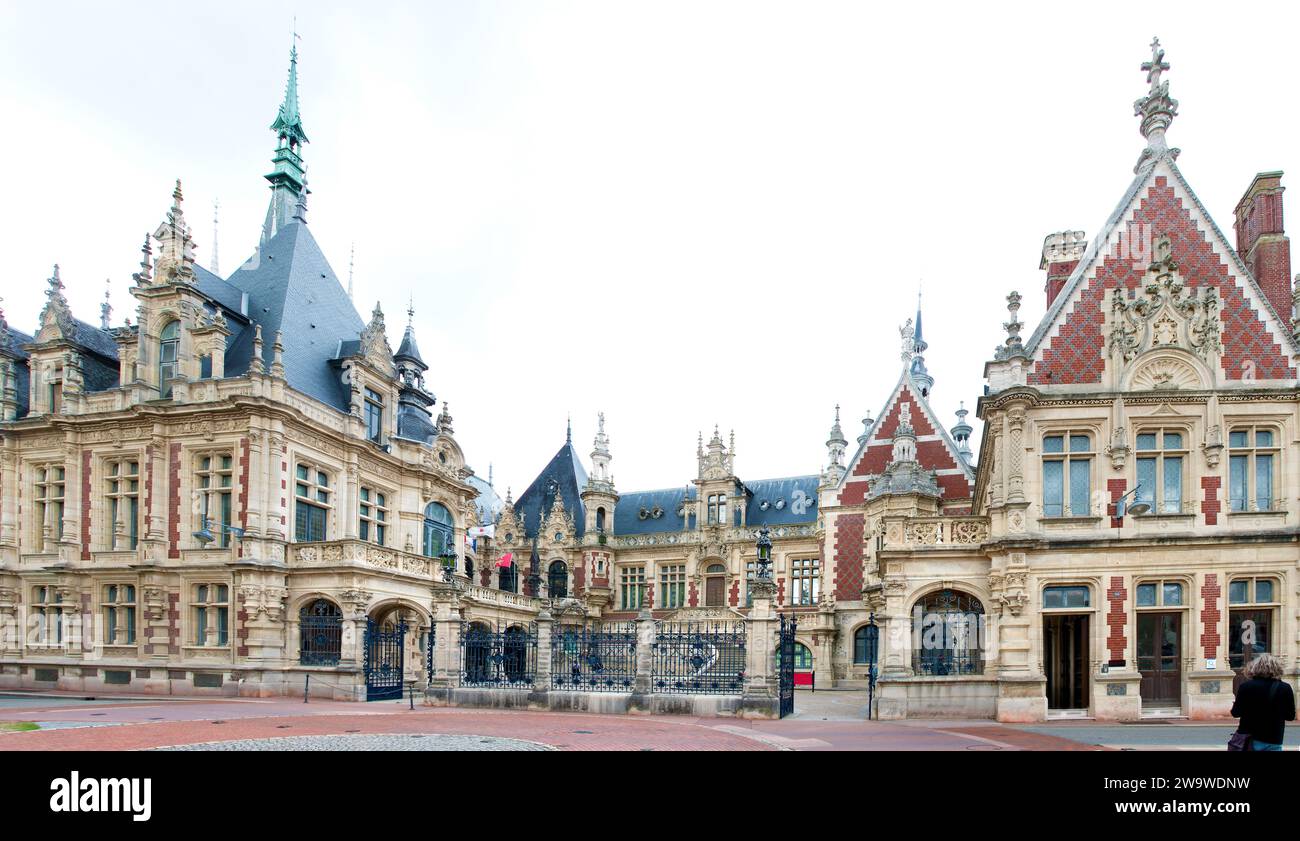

[1200,574,1220,659]
[834,514,864,600]
[1106,576,1127,663]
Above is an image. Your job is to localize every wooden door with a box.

[1137,612,1181,705]
[705,576,725,607]
[1045,614,1089,709]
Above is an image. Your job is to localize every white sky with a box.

[2,1,1298,498]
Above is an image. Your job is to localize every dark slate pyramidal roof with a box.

[514,434,589,539]
[223,220,363,411]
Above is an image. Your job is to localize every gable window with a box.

[33,464,66,546]
[197,453,235,547]
[1229,427,1278,512]
[659,564,685,609]
[294,463,331,542]
[422,502,454,558]
[620,565,645,611]
[158,319,179,398]
[105,458,140,550]
[706,493,728,525]
[358,487,388,545]
[1135,430,1187,514]
[192,583,229,646]
[364,388,385,443]
[1228,577,1279,671]
[791,557,821,606]
[103,584,137,646]
[1042,432,1092,518]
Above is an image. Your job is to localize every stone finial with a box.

[952,401,974,461]
[251,324,266,374]
[100,279,112,330]
[1134,37,1179,169]
[590,411,613,483]
[1000,291,1026,357]
[899,317,915,363]
[438,401,454,435]
[824,404,848,483]
[271,330,285,378]
[291,179,309,224]
[39,264,75,338]
[132,234,154,287]
[210,199,220,275]
[858,412,874,446]
[154,179,197,283]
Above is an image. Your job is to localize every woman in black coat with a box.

[1230,653,1296,751]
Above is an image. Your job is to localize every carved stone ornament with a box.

[1108,236,1222,371]
[1202,424,1224,468]
[1105,425,1130,470]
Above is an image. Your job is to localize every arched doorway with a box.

[298,598,342,665]
[548,560,568,597]
[704,563,726,607]
[911,589,985,675]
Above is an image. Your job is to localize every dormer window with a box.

[48,366,63,414]
[364,387,384,443]
[159,320,180,398]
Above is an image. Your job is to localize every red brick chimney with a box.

[1041,231,1087,308]
[1234,171,1292,322]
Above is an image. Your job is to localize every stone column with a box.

[532,609,553,701]
[627,607,656,711]
[426,582,462,703]
[740,579,779,717]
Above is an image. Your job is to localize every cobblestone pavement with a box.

[156,733,553,751]
[0,690,1103,751]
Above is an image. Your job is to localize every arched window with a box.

[548,560,568,598]
[596,507,606,532]
[298,599,342,665]
[422,502,453,558]
[853,625,880,665]
[793,642,813,670]
[912,589,985,675]
[158,320,180,398]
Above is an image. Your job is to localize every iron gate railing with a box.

[364,619,406,701]
[299,612,343,666]
[551,623,637,692]
[461,622,537,688]
[651,621,746,695]
[424,624,436,687]
[777,614,797,717]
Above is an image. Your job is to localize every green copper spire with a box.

[262,38,309,246]
[270,43,308,147]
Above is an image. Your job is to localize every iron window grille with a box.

[299,599,343,665]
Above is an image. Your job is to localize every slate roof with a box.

[222,221,363,410]
[614,487,697,535]
[1,325,33,418]
[742,475,820,527]
[514,438,589,539]
[466,473,504,527]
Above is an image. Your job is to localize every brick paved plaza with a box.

[0,689,1259,751]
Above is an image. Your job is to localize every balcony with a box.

[890,517,990,548]
[290,540,435,579]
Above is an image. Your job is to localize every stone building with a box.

[0,39,1296,718]
[0,45,512,698]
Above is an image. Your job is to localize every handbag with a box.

[1228,680,1282,751]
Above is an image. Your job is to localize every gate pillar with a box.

[741,581,779,718]
[532,610,553,697]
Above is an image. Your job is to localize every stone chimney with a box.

[1234,172,1292,322]
[1041,231,1087,308]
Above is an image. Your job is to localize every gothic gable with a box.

[1027,163,1295,386]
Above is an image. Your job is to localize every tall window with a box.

[33,464,66,545]
[912,589,985,675]
[197,454,234,547]
[193,584,229,646]
[620,565,645,610]
[853,625,879,665]
[294,462,331,542]
[358,487,388,545]
[791,557,821,605]
[1229,427,1278,512]
[422,502,453,557]
[1042,433,1093,518]
[364,388,385,443]
[548,560,568,598]
[707,493,727,525]
[158,320,179,398]
[1135,579,1183,607]
[299,599,342,665]
[105,458,140,550]
[745,559,758,607]
[1228,577,1278,671]
[499,561,517,593]
[47,367,63,413]
[103,584,136,645]
[1135,430,1186,514]
[33,586,64,646]
[659,564,685,609]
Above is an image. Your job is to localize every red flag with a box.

[496,552,513,568]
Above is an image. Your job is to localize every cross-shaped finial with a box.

[407,293,415,326]
[1142,36,1168,93]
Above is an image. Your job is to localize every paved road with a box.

[1016,723,1298,751]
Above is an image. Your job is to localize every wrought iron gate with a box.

[777,614,797,718]
[364,619,406,701]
